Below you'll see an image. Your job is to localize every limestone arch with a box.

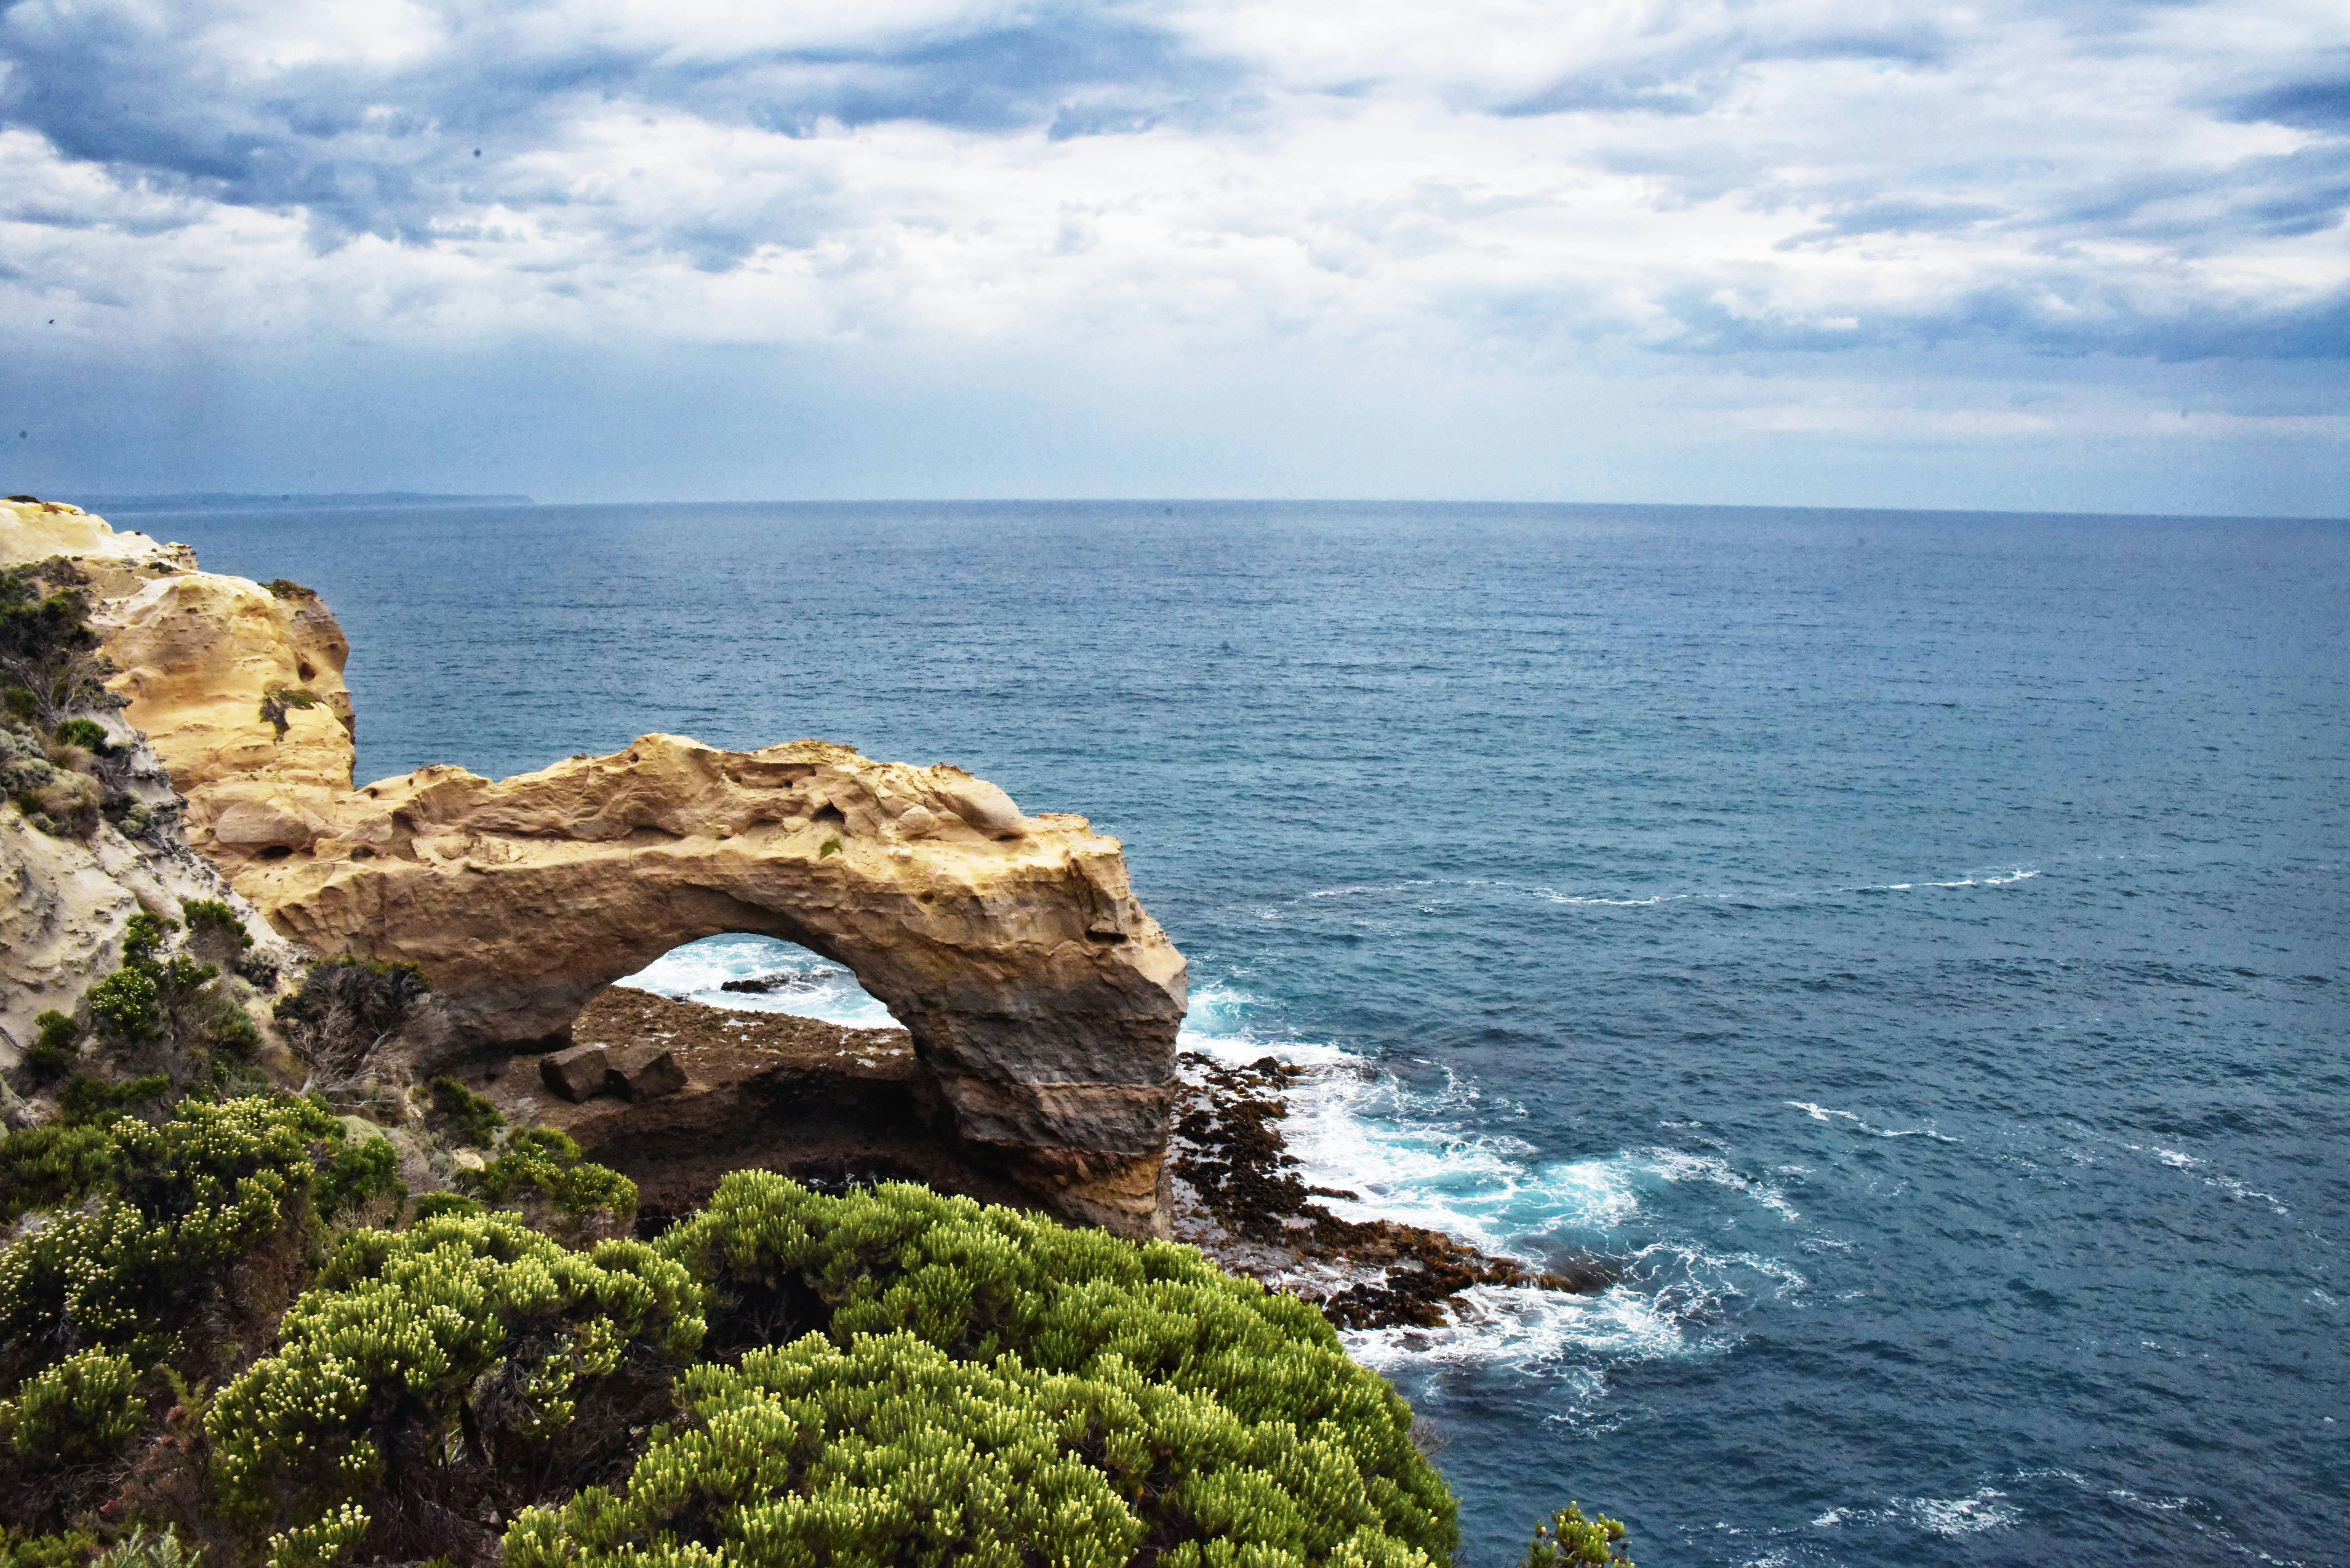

[229,737,1188,1235]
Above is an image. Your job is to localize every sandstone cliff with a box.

[0,501,303,1083]
[4,501,1189,1236]
[231,734,1189,1233]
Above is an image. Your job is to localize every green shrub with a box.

[265,1504,368,1568]
[512,1315,1459,1568]
[0,1117,1495,1568]
[504,1331,1150,1568]
[0,562,113,730]
[465,1129,634,1236]
[0,1527,96,1568]
[50,718,108,752]
[0,1122,118,1224]
[122,912,177,967]
[209,1213,704,1564]
[75,910,260,1099]
[425,1076,504,1149]
[181,899,253,964]
[89,1527,201,1568]
[315,1136,404,1223]
[203,1003,263,1060]
[256,686,319,742]
[1523,1503,1634,1567]
[22,1011,79,1081]
[87,969,163,1043]
[0,1349,146,1465]
[0,1095,346,1378]
[58,1073,170,1126]
[641,1173,1459,1567]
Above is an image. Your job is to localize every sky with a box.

[1,0,2345,514]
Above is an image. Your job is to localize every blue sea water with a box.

[153,501,2347,1567]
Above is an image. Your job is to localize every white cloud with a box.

[1,0,2345,507]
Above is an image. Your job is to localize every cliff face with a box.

[0,731,300,1086]
[4,501,1188,1236]
[0,502,303,1084]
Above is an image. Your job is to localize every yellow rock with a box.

[8,503,1188,1235]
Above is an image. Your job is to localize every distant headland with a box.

[49,490,535,512]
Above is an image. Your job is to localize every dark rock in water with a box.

[541,1044,609,1102]
[1168,1051,1620,1331]
[607,1043,686,1102]
[718,972,819,994]
[719,975,785,993]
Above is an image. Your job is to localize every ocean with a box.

[153,500,2347,1566]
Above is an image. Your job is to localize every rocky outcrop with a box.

[10,503,1190,1237]
[468,986,1036,1220]
[93,568,359,844]
[0,497,194,587]
[225,734,1189,1234]
[0,502,301,1071]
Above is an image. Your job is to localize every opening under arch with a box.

[466,931,1034,1232]
[614,934,898,1030]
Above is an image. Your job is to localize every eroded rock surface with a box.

[0,503,304,1072]
[228,734,1187,1233]
[473,985,1033,1221]
[17,504,1190,1236]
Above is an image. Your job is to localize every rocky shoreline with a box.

[463,980,1621,1332]
[1168,1052,1618,1330]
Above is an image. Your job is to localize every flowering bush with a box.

[0,1350,146,1466]
[0,1096,348,1377]
[636,1173,1459,1567]
[465,1129,635,1238]
[211,1213,703,1566]
[1522,1503,1635,1567]
[0,1104,1630,1568]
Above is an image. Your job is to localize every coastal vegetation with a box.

[1,923,1634,1564]
[0,536,1633,1568]
[0,1078,1620,1568]
[2,559,129,841]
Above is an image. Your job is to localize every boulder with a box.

[606,1043,686,1102]
[540,1044,609,1103]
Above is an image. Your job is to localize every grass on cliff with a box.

[0,555,151,840]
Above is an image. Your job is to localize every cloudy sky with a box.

[3,0,2345,512]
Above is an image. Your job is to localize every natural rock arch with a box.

[47,507,1189,1236]
[242,737,1190,1235]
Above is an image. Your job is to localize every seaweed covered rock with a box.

[1170,1053,1617,1330]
